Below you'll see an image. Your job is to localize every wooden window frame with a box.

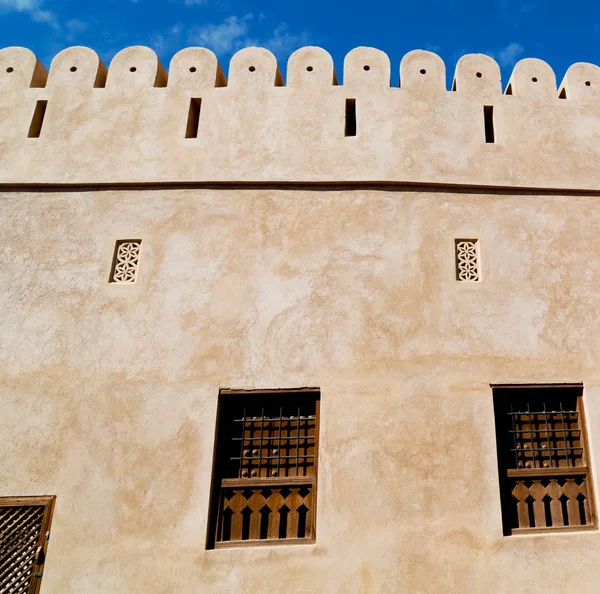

[0,495,56,594]
[492,383,597,535]
[206,388,320,549]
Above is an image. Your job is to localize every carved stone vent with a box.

[207,389,320,548]
[455,239,480,281]
[492,385,596,535]
[109,240,142,284]
[0,497,55,594]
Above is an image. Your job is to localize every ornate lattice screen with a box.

[493,385,596,534]
[109,239,142,284]
[0,497,55,594]
[207,389,320,548]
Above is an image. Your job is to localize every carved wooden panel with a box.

[511,475,591,530]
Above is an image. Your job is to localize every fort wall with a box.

[3,44,600,594]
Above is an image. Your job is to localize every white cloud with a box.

[0,0,58,29]
[262,23,310,56]
[494,42,524,67]
[188,14,253,54]
[186,14,310,56]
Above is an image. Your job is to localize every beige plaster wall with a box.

[2,186,600,593]
[1,45,600,189]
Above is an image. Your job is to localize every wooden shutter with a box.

[207,389,320,548]
[492,385,596,534]
[0,496,55,594]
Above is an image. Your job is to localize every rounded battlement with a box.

[169,48,226,90]
[453,54,501,98]
[107,46,167,90]
[400,50,446,93]
[506,58,556,100]
[559,62,600,101]
[344,47,390,88]
[287,47,337,87]
[229,47,283,89]
[0,47,47,89]
[48,47,107,89]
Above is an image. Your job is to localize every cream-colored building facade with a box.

[2,44,600,593]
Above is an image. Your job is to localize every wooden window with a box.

[207,389,320,549]
[492,385,596,535]
[0,496,55,594]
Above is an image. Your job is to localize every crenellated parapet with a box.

[1,45,600,189]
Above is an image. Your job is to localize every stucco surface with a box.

[2,187,600,592]
[1,45,600,189]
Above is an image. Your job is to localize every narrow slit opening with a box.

[484,105,495,144]
[185,98,202,139]
[505,83,513,96]
[558,87,567,99]
[345,98,356,137]
[28,100,47,138]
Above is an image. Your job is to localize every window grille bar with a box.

[510,402,518,468]
[560,402,569,466]
[258,407,264,477]
[238,408,246,478]
[527,403,536,467]
[296,407,301,476]
[510,447,583,453]
[233,416,316,422]
[230,455,315,461]
[508,429,580,434]
[507,410,577,416]
[231,436,316,441]
[543,402,552,468]
[277,407,282,478]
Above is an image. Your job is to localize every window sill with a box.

[212,538,316,550]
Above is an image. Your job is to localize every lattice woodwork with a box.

[110,239,142,284]
[208,390,320,548]
[0,497,54,594]
[493,386,596,534]
[455,239,480,281]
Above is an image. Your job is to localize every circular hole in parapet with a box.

[532,77,538,82]
[130,66,137,73]
[420,68,426,75]
[70,66,77,72]
[363,65,370,71]
[189,66,197,73]
[586,80,591,86]
[476,72,482,78]
[6,67,14,73]
[248,65,256,72]
[306,66,313,72]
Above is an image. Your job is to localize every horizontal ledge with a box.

[3,181,600,196]
[220,387,320,395]
[213,537,315,550]
[490,383,584,389]
[221,477,315,488]
[507,467,588,478]
[509,524,596,536]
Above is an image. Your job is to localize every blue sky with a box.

[1,0,600,87]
